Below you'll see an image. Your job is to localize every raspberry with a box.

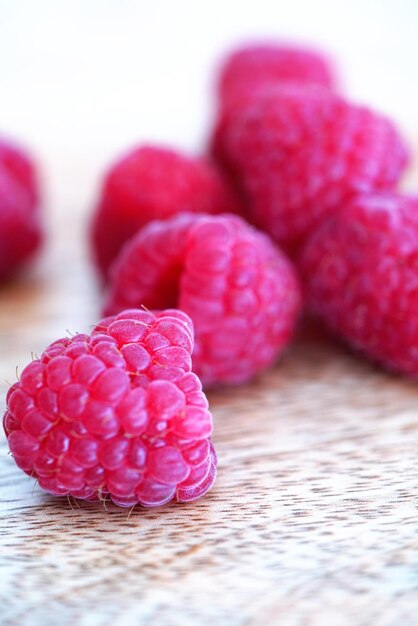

[0,139,39,205]
[90,144,240,279]
[217,42,334,111]
[0,138,42,280]
[213,84,409,255]
[300,193,418,377]
[104,213,301,387]
[3,309,217,507]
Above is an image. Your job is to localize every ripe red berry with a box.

[212,85,409,255]
[0,139,39,204]
[4,309,216,507]
[0,138,42,280]
[217,42,335,111]
[104,213,301,387]
[90,144,240,279]
[300,193,418,377]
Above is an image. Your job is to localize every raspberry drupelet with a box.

[212,84,409,256]
[300,193,418,378]
[3,309,216,507]
[90,144,241,279]
[104,213,301,387]
[0,138,42,280]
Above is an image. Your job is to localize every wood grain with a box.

[1,202,418,626]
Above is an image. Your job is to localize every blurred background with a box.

[0,0,417,213]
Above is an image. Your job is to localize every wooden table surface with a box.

[1,192,418,626]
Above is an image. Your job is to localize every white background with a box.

[0,0,417,211]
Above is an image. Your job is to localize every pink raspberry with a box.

[90,144,240,279]
[3,309,216,507]
[217,42,335,111]
[0,138,42,280]
[300,193,418,378]
[104,213,301,387]
[213,84,409,255]
[0,139,39,205]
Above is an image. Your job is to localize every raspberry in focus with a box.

[3,309,216,507]
[90,144,240,279]
[0,138,42,280]
[217,41,335,111]
[104,213,301,387]
[213,85,409,255]
[300,193,418,377]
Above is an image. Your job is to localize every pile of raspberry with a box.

[3,39,417,509]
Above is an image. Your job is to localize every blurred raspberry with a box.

[300,193,418,377]
[4,309,216,507]
[90,144,241,279]
[212,85,409,255]
[217,41,335,111]
[0,138,42,280]
[104,213,301,387]
[0,139,39,205]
